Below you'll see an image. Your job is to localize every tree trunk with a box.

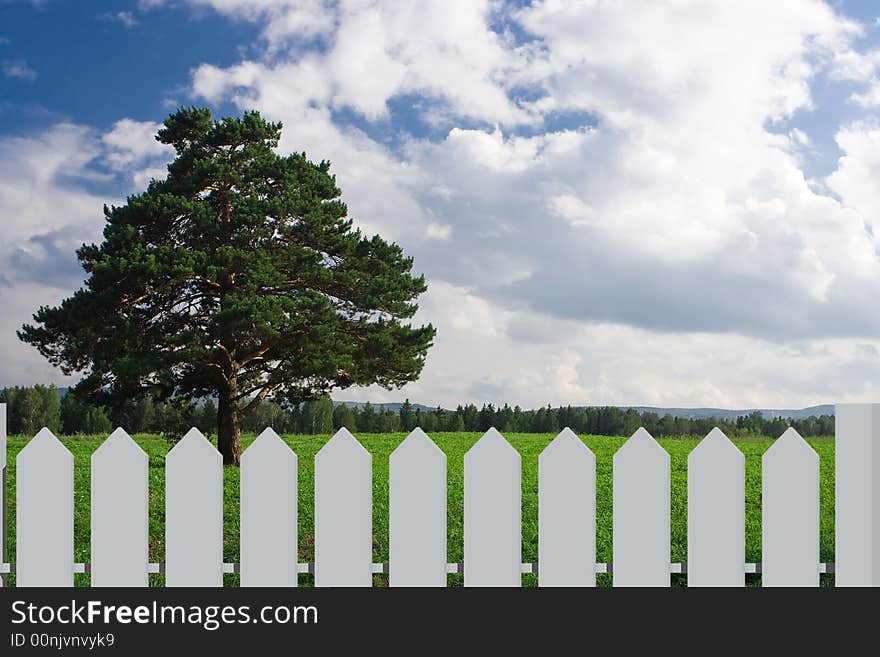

[217,380,242,465]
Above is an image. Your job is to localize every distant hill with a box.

[334,400,835,419]
[333,400,437,413]
[52,389,836,419]
[621,404,834,420]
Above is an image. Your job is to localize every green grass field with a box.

[2,431,835,587]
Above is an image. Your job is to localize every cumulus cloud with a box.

[8,0,880,407]
[0,119,175,388]
[0,125,110,387]
[190,0,528,124]
[825,121,880,238]
[356,281,880,410]
[185,0,336,47]
[173,0,880,407]
[102,118,174,186]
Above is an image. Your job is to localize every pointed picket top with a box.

[539,428,596,586]
[762,426,819,587]
[316,427,371,463]
[391,426,444,463]
[93,427,147,462]
[464,428,522,587]
[688,427,744,587]
[243,427,291,458]
[165,427,223,586]
[541,426,593,459]
[18,426,72,461]
[615,426,668,460]
[764,426,818,464]
[167,426,218,459]
[390,428,447,586]
[241,428,298,587]
[17,428,73,586]
[92,428,148,586]
[613,427,670,587]
[314,427,372,586]
[690,427,742,462]
[465,426,520,463]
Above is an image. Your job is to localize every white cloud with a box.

[175,0,880,407]
[101,119,175,188]
[0,283,80,389]
[102,118,172,168]
[111,11,139,28]
[0,124,104,245]
[0,125,117,387]
[190,0,528,124]
[425,222,451,240]
[349,282,880,410]
[825,122,880,248]
[9,0,880,408]
[2,59,37,80]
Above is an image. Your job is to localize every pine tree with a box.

[19,108,435,464]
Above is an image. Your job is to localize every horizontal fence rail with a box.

[0,562,839,575]
[0,402,878,587]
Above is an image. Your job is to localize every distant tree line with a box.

[0,385,218,438]
[331,400,833,439]
[0,386,835,439]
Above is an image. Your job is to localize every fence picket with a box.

[314,428,372,587]
[16,428,73,586]
[389,428,447,586]
[762,427,819,587]
[240,428,298,587]
[0,414,857,588]
[0,403,5,588]
[91,429,148,586]
[613,428,669,586]
[687,428,744,586]
[464,428,521,587]
[834,403,880,586]
[538,427,595,586]
[165,428,223,586]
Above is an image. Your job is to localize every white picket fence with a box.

[1,402,879,587]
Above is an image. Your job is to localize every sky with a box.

[3,0,880,410]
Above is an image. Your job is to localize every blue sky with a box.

[4,0,880,409]
[0,1,256,131]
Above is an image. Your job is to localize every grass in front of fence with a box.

[2,432,835,587]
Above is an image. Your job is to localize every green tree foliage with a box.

[326,402,835,440]
[299,396,333,434]
[196,398,219,436]
[332,403,356,431]
[108,396,155,434]
[0,385,61,435]
[240,400,291,434]
[0,383,836,439]
[18,107,435,464]
[61,392,112,435]
[150,398,199,443]
[399,399,415,432]
[357,402,378,433]
[376,409,400,432]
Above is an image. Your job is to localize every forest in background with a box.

[0,384,834,440]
